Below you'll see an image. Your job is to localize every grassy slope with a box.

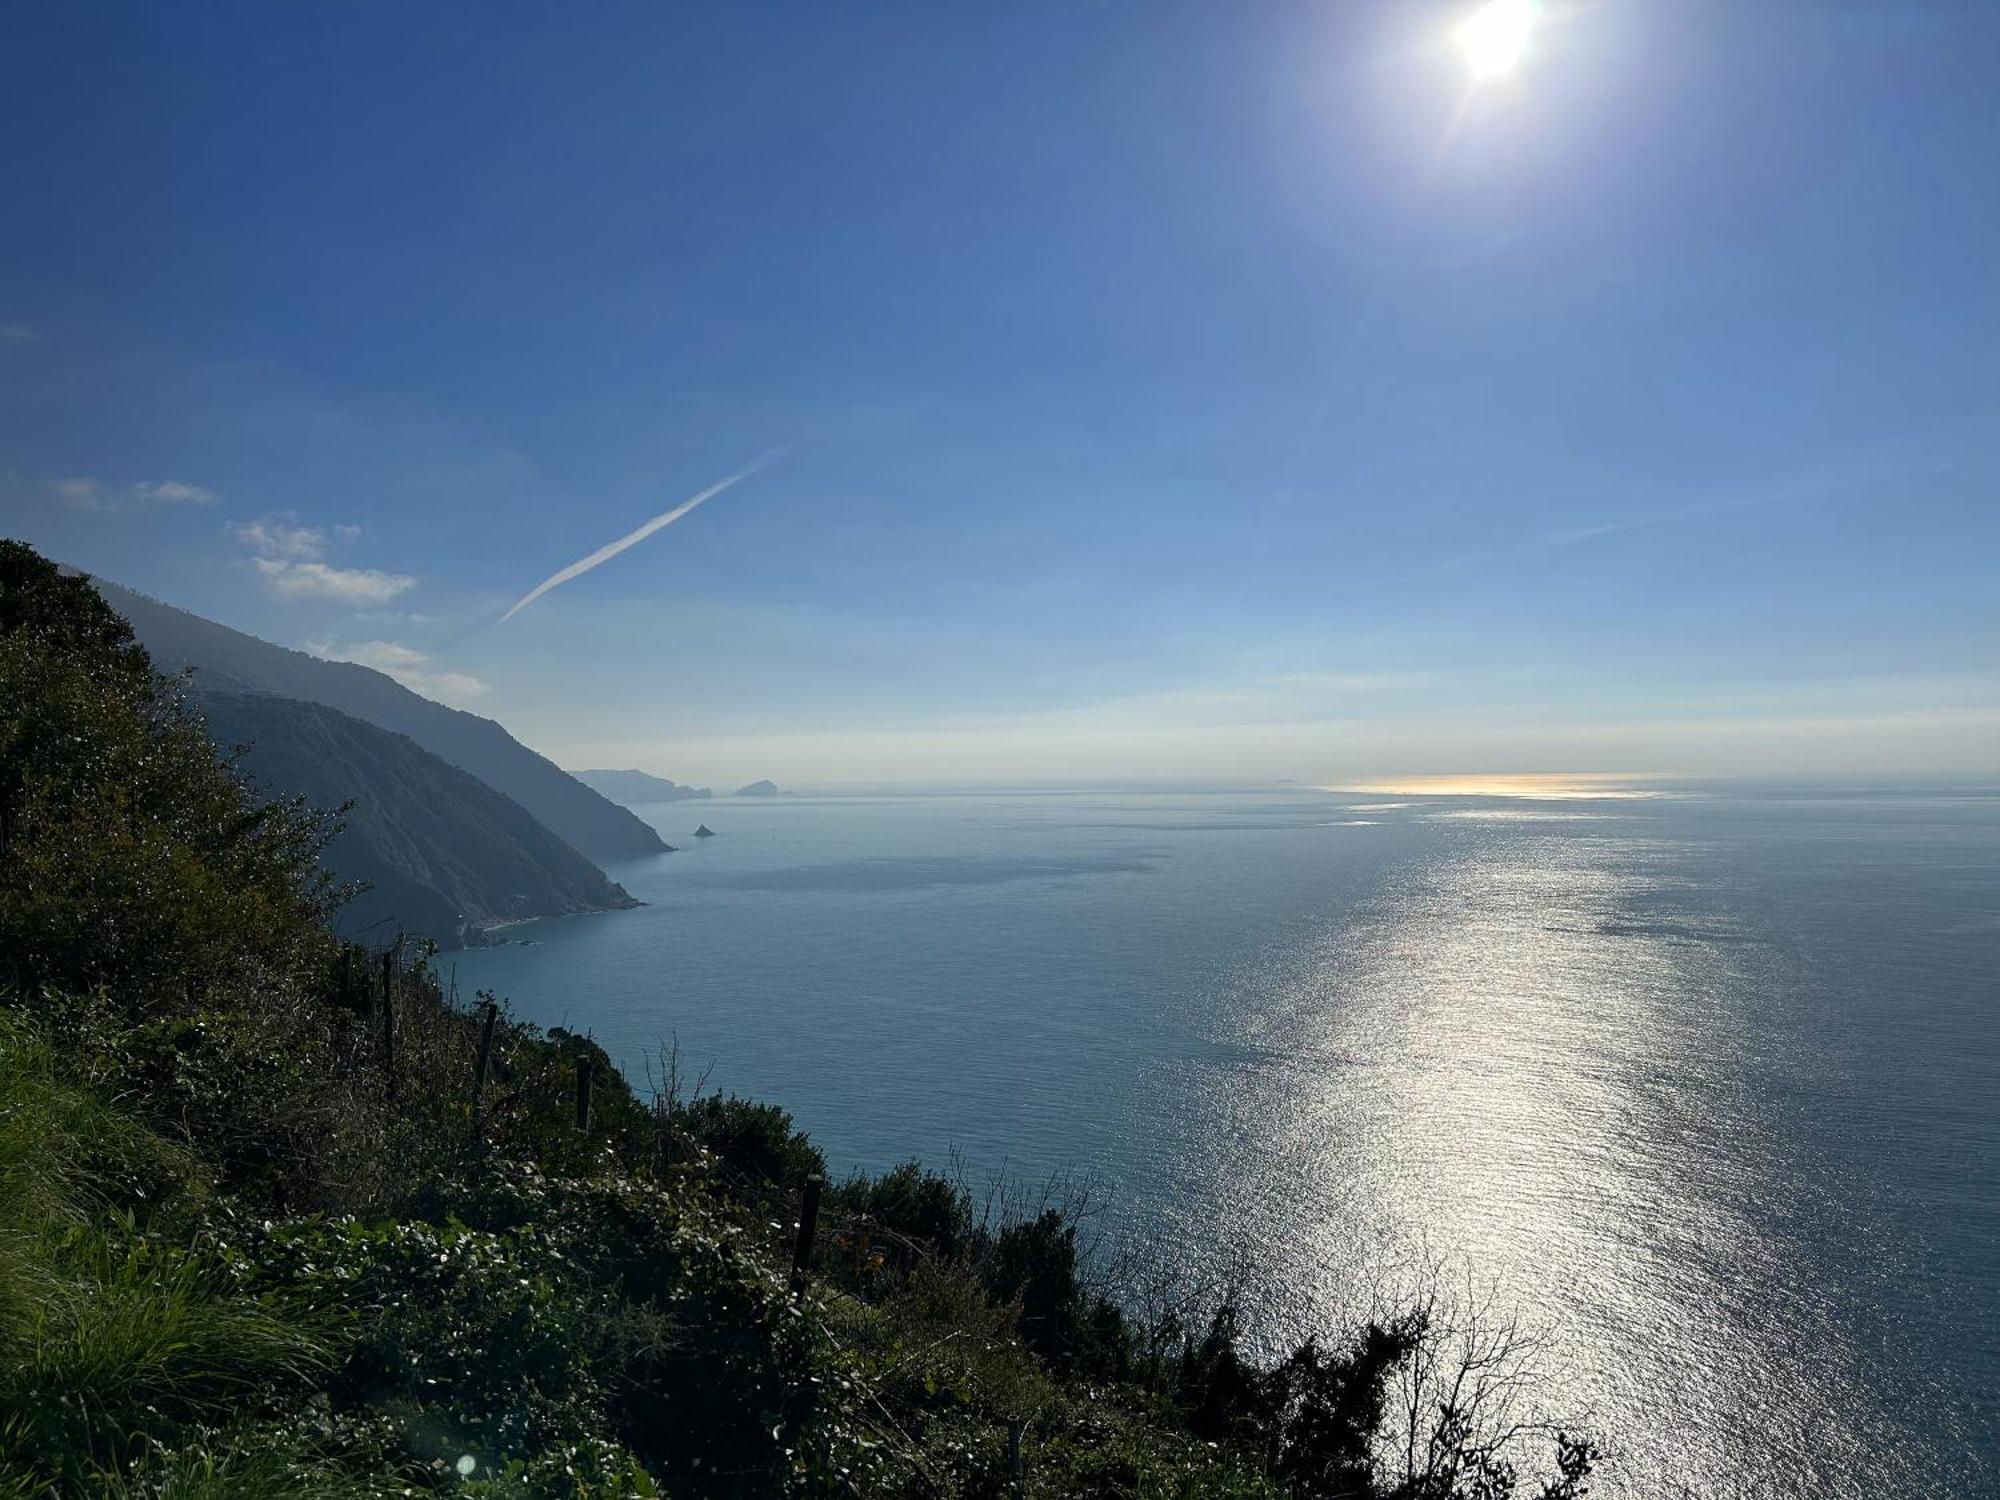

[0,989,1282,1499]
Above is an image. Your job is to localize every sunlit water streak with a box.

[450,783,1997,1496]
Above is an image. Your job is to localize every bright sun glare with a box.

[1457,0,1541,79]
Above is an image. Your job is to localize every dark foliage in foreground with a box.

[0,540,1598,1497]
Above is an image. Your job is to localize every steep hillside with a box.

[202,690,641,947]
[93,579,668,858]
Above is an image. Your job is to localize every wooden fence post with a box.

[1007,1418,1025,1497]
[790,1173,824,1293]
[379,949,396,1099]
[469,1000,499,1141]
[575,1057,595,1132]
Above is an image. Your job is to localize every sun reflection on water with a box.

[1160,821,1907,1496]
[1326,774,1680,801]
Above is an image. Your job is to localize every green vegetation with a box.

[0,540,1598,1497]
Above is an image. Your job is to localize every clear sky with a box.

[4,1,1996,784]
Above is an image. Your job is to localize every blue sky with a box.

[3,0,1996,783]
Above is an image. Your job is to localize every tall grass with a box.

[81,1437,400,1500]
[0,1014,333,1494]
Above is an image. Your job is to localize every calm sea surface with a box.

[450,782,1998,1497]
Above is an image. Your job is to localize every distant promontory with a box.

[575,768,714,805]
[733,779,780,797]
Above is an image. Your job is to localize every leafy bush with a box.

[669,1095,827,1198]
[826,1160,974,1272]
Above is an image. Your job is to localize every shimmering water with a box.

[449,782,1998,1496]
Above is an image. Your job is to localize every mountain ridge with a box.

[201,689,641,948]
[574,768,713,804]
[91,577,667,859]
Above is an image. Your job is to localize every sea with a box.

[448,779,1999,1498]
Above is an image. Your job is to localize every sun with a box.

[1456,0,1541,79]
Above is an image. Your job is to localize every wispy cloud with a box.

[233,518,326,560]
[1319,456,1946,602]
[55,477,220,512]
[303,637,489,705]
[0,322,40,343]
[499,452,780,623]
[255,559,416,605]
[235,513,415,605]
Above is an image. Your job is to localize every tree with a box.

[0,540,338,1008]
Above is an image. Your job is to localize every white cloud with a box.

[303,637,489,705]
[0,322,38,343]
[234,518,327,561]
[333,639,428,672]
[141,480,216,506]
[254,558,416,606]
[54,476,220,512]
[409,669,490,703]
[232,513,413,607]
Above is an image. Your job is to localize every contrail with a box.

[498,452,780,623]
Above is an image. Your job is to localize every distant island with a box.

[734,778,780,797]
[574,767,713,804]
[693,824,716,838]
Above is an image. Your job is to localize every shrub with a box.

[827,1161,973,1270]
[670,1095,827,1198]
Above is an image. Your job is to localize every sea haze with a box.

[449,781,1999,1497]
